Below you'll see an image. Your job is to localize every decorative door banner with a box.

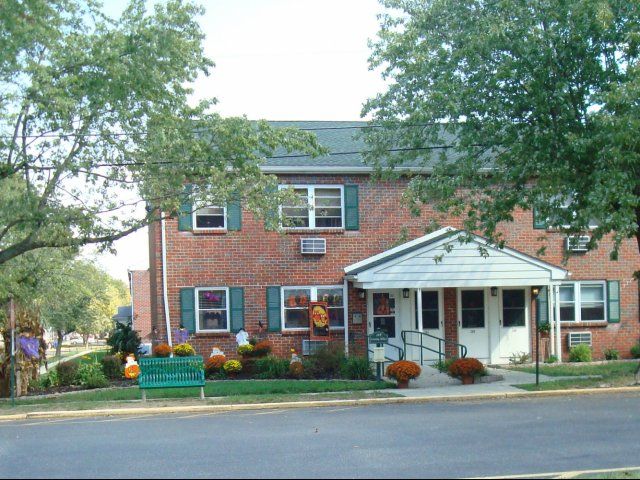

[19,336,40,358]
[309,301,330,340]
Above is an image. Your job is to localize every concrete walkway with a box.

[39,349,92,374]
[389,365,563,397]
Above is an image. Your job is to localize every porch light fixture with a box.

[402,288,410,299]
[358,289,366,300]
[490,287,498,297]
[531,286,541,298]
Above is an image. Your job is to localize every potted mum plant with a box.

[386,360,421,388]
[447,358,485,385]
[223,360,242,379]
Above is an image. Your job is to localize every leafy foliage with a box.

[0,0,323,267]
[107,323,141,358]
[604,348,620,361]
[340,356,374,380]
[386,360,422,382]
[630,344,640,359]
[172,343,196,357]
[545,355,559,364]
[569,344,593,362]
[100,355,122,380]
[76,362,109,389]
[302,345,346,378]
[254,356,289,379]
[364,0,640,259]
[448,358,486,378]
[56,360,79,386]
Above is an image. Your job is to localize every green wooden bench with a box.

[138,356,206,401]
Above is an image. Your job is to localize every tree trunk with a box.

[55,330,64,358]
[83,333,89,348]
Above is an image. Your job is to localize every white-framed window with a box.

[279,185,344,229]
[538,196,599,230]
[281,285,346,330]
[559,281,607,323]
[195,287,229,332]
[193,206,226,230]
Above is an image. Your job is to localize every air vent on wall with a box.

[301,238,326,255]
[565,235,590,253]
[567,331,592,348]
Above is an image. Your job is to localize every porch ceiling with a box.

[344,227,569,289]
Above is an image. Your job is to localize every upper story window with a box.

[279,185,344,229]
[559,281,606,323]
[193,206,226,230]
[534,196,599,230]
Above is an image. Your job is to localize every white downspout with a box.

[161,213,173,348]
[343,279,349,356]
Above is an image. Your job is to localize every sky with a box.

[85,0,387,282]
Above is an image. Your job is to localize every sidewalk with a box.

[387,365,581,398]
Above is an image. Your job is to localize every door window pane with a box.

[461,290,485,328]
[421,291,439,330]
[373,317,396,338]
[502,289,526,327]
[373,292,396,338]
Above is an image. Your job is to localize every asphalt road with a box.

[1,394,639,478]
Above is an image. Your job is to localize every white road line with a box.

[470,465,640,479]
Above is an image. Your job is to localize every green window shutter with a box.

[227,194,242,231]
[344,184,359,230]
[178,184,193,231]
[180,288,196,333]
[266,286,282,332]
[607,280,620,323]
[535,286,549,326]
[532,208,547,230]
[229,287,245,333]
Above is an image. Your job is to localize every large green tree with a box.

[0,0,321,266]
[363,0,640,260]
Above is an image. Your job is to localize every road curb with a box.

[1,385,638,422]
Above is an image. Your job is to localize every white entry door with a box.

[368,290,404,360]
[498,288,530,361]
[457,289,490,362]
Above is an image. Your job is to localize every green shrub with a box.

[76,362,109,389]
[254,356,289,379]
[604,348,620,361]
[631,343,640,359]
[569,344,592,363]
[101,355,122,380]
[56,361,79,386]
[508,351,531,365]
[303,345,345,378]
[107,323,141,358]
[544,355,559,364]
[39,369,59,388]
[340,356,373,380]
[434,357,457,373]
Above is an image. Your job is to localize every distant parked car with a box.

[69,337,83,346]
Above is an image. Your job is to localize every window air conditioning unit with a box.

[565,235,590,253]
[302,340,329,356]
[301,238,326,255]
[567,331,592,348]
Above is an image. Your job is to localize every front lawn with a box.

[0,379,393,409]
[513,361,640,391]
[510,361,639,377]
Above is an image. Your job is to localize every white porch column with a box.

[416,288,423,333]
[343,279,349,356]
[554,284,562,363]
[548,284,555,357]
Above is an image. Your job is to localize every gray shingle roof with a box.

[263,121,464,172]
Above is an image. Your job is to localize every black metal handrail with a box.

[401,330,467,365]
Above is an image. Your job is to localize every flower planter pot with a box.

[461,375,475,385]
[396,379,409,389]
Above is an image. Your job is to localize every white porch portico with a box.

[345,227,568,365]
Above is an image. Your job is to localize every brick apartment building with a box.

[148,121,639,364]
[129,269,152,341]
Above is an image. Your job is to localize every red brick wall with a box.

[130,270,152,341]
[149,174,639,361]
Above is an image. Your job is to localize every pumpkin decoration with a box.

[124,354,140,379]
